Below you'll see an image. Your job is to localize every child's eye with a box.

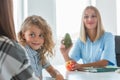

[30,33,35,37]
[84,15,89,19]
[39,34,44,38]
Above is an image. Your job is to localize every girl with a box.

[18,15,64,80]
[60,6,116,71]
[0,0,39,80]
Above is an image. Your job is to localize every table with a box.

[66,71,120,80]
[43,65,120,80]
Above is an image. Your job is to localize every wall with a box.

[96,0,117,35]
[117,0,120,35]
[14,0,25,33]
[27,0,56,39]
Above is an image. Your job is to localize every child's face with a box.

[23,25,44,50]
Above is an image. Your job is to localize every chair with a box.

[115,36,120,67]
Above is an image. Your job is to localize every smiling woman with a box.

[60,6,116,71]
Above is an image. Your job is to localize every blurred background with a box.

[13,0,120,65]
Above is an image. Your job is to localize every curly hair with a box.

[18,15,55,64]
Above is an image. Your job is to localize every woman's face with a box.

[23,25,44,50]
[83,8,98,31]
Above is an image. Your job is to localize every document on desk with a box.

[82,67,120,73]
[43,77,67,80]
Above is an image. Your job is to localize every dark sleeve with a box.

[9,42,39,80]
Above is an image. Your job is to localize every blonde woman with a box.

[60,6,116,71]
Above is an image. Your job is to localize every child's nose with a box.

[34,36,40,41]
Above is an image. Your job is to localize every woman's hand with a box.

[60,44,71,55]
[60,43,72,61]
[72,63,84,71]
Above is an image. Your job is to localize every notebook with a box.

[82,67,120,73]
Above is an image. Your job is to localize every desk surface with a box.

[43,65,120,80]
[66,71,120,80]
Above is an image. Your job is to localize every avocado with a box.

[62,33,72,48]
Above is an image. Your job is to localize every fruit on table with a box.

[62,33,72,49]
[65,60,76,71]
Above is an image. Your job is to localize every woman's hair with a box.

[18,15,54,63]
[0,0,16,40]
[80,6,105,43]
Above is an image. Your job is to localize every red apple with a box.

[65,60,76,71]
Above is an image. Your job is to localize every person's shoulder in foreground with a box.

[0,36,39,80]
[0,0,39,79]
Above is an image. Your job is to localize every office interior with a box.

[13,0,120,65]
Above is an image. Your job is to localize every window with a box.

[51,0,92,65]
[117,0,120,35]
[13,0,28,34]
[56,0,91,40]
[13,0,18,33]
